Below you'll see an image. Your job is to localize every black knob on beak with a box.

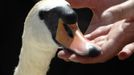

[64,44,101,57]
[86,45,101,57]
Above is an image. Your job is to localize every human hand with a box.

[58,19,134,64]
[58,0,134,63]
[100,0,134,60]
[86,19,134,62]
[66,0,125,33]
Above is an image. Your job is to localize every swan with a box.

[14,0,101,75]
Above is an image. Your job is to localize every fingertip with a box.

[57,50,65,57]
[118,51,128,60]
[57,50,71,62]
[68,54,80,63]
[101,11,113,23]
[118,42,134,60]
[118,49,132,60]
[84,34,91,38]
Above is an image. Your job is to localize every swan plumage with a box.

[14,0,101,75]
[14,0,73,75]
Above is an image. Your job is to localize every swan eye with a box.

[39,10,45,20]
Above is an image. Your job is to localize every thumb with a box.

[102,0,134,24]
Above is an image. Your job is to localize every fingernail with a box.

[101,12,113,23]
[58,51,70,62]
[57,50,66,59]
[58,50,65,55]
[118,51,128,60]
[84,34,91,38]
[69,54,79,63]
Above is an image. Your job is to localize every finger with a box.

[68,52,109,64]
[57,50,72,62]
[68,39,116,64]
[85,25,112,40]
[68,54,100,64]
[102,0,134,23]
[118,42,134,60]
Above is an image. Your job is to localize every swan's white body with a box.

[14,0,70,75]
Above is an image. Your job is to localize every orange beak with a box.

[56,19,101,57]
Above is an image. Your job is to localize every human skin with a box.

[75,19,134,63]
[58,0,134,63]
[66,0,126,33]
[58,19,134,63]
[86,0,134,60]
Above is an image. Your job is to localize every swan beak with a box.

[56,19,101,57]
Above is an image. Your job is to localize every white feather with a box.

[14,0,69,75]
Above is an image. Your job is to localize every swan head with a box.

[24,0,101,57]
